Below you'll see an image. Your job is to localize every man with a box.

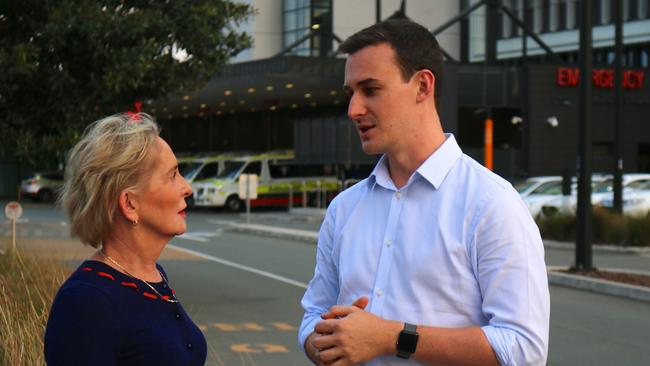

[298,19,549,366]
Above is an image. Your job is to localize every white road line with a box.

[206,219,237,225]
[167,244,308,289]
[177,231,219,242]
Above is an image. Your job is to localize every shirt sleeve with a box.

[45,284,125,366]
[471,187,550,366]
[298,202,340,351]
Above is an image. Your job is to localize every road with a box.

[2,202,650,365]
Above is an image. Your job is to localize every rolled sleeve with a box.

[472,188,550,366]
[298,203,340,350]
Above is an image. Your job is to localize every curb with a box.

[228,223,318,244]
[547,267,650,304]
[543,239,650,254]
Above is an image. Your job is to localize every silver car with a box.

[20,171,64,202]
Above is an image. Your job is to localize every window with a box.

[195,162,221,181]
[550,0,562,31]
[566,0,577,29]
[601,0,611,24]
[242,161,262,176]
[282,0,332,56]
[640,0,649,18]
[533,0,543,33]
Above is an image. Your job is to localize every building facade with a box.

[147,0,650,182]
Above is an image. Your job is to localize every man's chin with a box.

[360,142,382,155]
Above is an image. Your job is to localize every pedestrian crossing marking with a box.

[213,322,266,331]
[205,322,297,332]
[270,322,296,331]
[230,343,289,353]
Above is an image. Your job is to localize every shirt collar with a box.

[416,134,462,189]
[369,134,462,191]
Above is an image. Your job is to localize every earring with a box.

[132,219,138,226]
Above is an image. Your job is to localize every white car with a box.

[514,176,562,198]
[598,180,650,217]
[539,177,612,218]
[540,174,650,217]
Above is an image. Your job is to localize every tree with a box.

[0,0,253,168]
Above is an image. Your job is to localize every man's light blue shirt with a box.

[299,134,550,365]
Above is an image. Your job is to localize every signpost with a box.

[4,201,23,252]
[238,174,258,224]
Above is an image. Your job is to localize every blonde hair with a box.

[59,113,160,247]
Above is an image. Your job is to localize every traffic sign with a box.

[4,201,22,220]
[238,174,259,200]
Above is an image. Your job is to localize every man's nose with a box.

[347,94,367,120]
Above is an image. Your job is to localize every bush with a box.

[535,207,650,247]
[0,248,69,365]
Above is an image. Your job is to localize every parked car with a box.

[599,180,650,217]
[20,171,64,202]
[514,176,563,217]
[539,174,649,218]
[513,176,562,198]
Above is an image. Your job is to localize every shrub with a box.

[535,208,650,247]
[0,248,69,365]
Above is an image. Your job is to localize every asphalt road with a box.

[3,202,650,365]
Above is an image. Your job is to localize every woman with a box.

[44,113,206,365]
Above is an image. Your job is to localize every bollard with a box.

[316,180,322,208]
[322,184,328,208]
[302,180,307,208]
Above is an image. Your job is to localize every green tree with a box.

[0,0,253,168]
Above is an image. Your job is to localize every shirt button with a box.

[187,342,193,349]
[385,239,392,247]
[175,313,182,320]
[395,192,402,199]
[376,289,383,297]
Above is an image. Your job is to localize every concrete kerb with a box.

[225,222,650,304]
[547,266,650,304]
[544,239,650,254]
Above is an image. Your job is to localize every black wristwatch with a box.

[396,322,419,359]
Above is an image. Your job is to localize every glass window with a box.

[242,161,261,176]
[601,0,611,24]
[502,0,513,38]
[566,0,577,28]
[532,181,563,195]
[623,0,631,20]
[640,48,649,67]
[195,162,221,181]
[550,0,561,31]
[639,0,649,18]
[533,0,543,33]
[217,162,245,179]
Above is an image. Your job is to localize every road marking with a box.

[206,219,236,225]
[271,322,296,331]
[213,323,267,332]
[230,344,289,353]
[167,244,308,289]
[177,231,219,242]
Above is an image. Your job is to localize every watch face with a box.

[398,332,418,353]
[397,323,419,358]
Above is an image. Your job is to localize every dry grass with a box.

[0,246,70,365]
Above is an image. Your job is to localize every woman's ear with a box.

[415,69,435,103]
[117,190,139,225]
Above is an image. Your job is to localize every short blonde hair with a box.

[59,113,160,247]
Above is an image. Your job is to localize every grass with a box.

[0,246,70,365]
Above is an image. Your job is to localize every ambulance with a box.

[191,150,339,211]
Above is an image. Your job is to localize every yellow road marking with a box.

[230,343,289,353]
